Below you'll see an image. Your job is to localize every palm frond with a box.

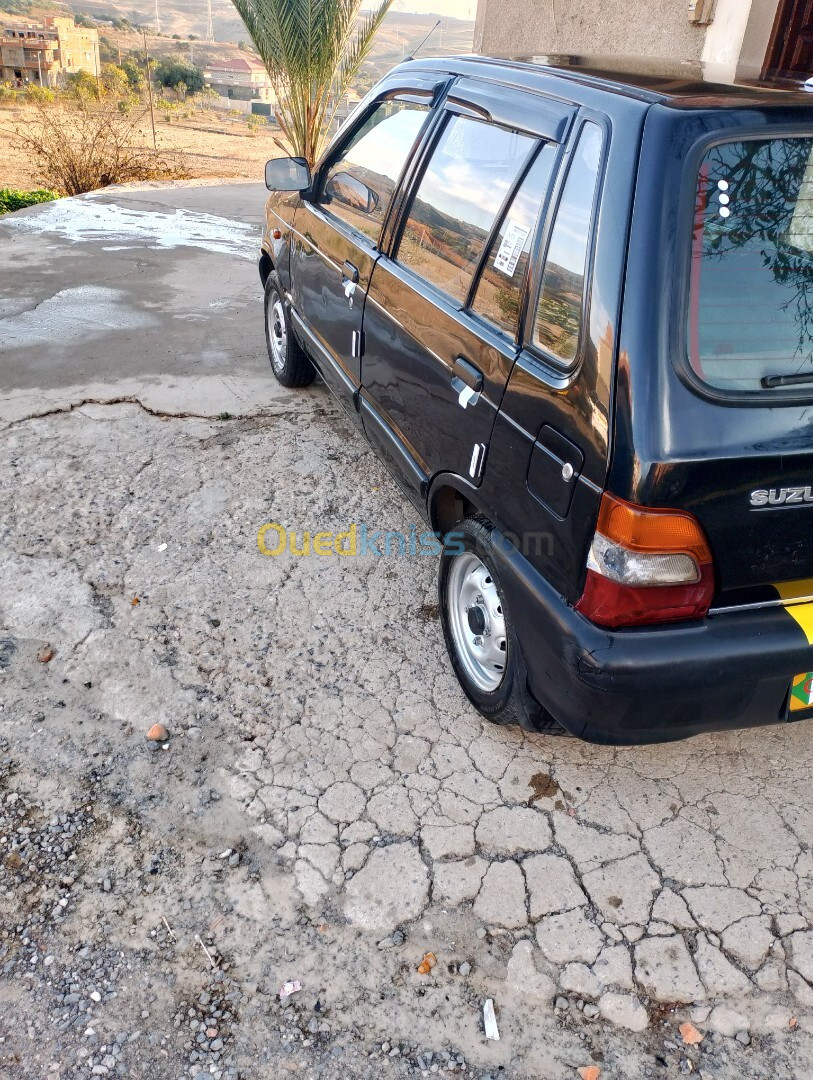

[229,0,393,166]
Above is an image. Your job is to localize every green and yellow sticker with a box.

[790,672,813,713]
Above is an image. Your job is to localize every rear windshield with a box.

[688,136,813,394]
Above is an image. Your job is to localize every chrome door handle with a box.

[452,356,483,408]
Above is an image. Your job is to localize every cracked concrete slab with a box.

[2,185,813,1078]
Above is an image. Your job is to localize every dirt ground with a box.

[0,101,277,190]
[3,184,813,1080]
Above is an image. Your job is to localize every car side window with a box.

[533,122,603,365]
[319,100,430,244]
[471,143,558,337]
[397,115,536,305]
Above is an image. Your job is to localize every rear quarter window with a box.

[688,136,813,394]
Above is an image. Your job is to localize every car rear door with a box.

[359,80,575,499]
[478,113,618,603]
[287,76,445,423]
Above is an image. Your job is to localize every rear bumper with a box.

[492,531,813,745]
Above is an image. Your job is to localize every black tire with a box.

[438,516,565,735]
[263,272,315,388]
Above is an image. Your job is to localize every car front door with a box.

[288,81,442,421]
[359,81,575,499]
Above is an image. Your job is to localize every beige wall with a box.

[474,0,780,76]
[474,0,706,61]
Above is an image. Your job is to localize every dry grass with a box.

[0,100,279,191]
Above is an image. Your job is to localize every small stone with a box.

[577,1067,600,1080]
[583,1004,599,1019]
[459,962,471,976]
[555,996,569,1012]
[735,1030,751,1046]
[476,928,487,940]
[146,724,169,742]
[679,1022,704,1045]
[391,931,405,946]
[37,645,54,663]
[89,991,102,1003]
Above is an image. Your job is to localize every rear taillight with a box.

[576,494,714,628]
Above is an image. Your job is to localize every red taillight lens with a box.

[576,494,715,628]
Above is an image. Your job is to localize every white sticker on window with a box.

[493,219,531,277]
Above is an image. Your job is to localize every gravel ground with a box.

[2,187,813,1079]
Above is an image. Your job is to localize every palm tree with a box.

[229,0,393,168]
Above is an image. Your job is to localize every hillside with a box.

[0,1,474,89]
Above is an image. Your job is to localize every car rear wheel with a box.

[439,516,565,735]
[264,272,315,388]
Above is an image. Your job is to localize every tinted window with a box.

[398,115,536,304]
[688,136,813,393]
[472,144,557,337]
[534,122,602,365]
[320,100,429,243]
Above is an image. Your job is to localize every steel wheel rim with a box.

[268,294,287,373]
[446,550,507,693]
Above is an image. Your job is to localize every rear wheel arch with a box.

[427,475,482,536]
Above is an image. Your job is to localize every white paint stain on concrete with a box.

[0,285,155,349]
[5,198,258,259]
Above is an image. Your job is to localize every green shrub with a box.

[245,114,268,135]
[0,187,59,215]
[24,84,55,105]
[153,58,204,93]
[0,81,21,103]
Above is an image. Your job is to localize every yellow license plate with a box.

[790,672,813,713]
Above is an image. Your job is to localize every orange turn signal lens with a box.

[596,493,712,563]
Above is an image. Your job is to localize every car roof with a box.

[405,53,813,109]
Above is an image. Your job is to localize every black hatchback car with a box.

[257,54,813,744]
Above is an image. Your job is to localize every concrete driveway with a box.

[0,181,281,421]
[1,184,812,1080]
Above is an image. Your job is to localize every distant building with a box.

[333,88,361,128]
[0,15,100,88]
[202,56,275,114]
